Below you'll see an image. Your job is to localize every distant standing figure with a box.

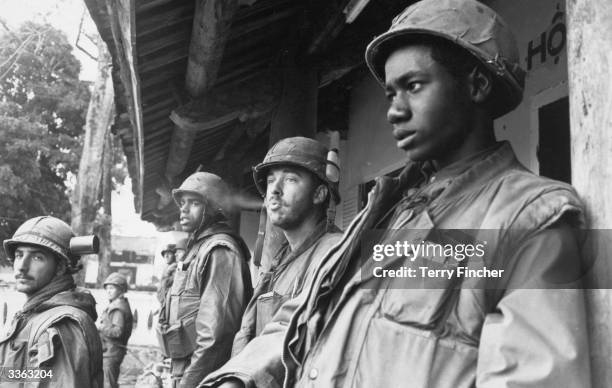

[98,272,134,388]
[157,243,177,304]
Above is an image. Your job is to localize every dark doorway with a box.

[537,96,571,183]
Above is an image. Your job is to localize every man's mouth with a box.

[393,128,417,149]
[15,275,32,281]
[267,196,283,211]
[268,201,281,211]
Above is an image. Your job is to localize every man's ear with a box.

[313,184,328,205]
[55,258,67,276]
[468,66,493,104]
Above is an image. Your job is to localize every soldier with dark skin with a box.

[0,216,103,387]
[200,0,590,387]
[98,272,133,388]
[157,172,252,388]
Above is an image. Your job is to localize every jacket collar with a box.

[192,221,234,243]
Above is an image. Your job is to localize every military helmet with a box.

[104,272,129,293]
[161,243,177,256]
[365,0,526,118]
[253,137,340,203]
[3,216,82,274]
[172,172,231,216]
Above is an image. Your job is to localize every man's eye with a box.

[33,255,44,261]
[285,176,298,183]
[407,81,423,92]
[385,91,395,101]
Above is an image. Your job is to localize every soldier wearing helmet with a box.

[157,243,178,304]
[98,272,133,388]
[200,1,590,387]
[233,138,343,358]
[157,172,252,388]
[1,216,103,387]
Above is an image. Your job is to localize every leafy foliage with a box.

[0,22,90,259]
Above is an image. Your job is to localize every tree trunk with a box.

[71,38,115,286]
[95,129,114,287]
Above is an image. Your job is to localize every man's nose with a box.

[14,256,29,273]
[387,94,411,124]
[267,178,282,196]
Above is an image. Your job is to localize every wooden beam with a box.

[138,5,194,37]
[138,47,188,73]
[139,27,190,57]
[228,6,298,41]
[169,72,280,134]
[307,0,352,55]
[103,0,145,212]
[185,0,240,97]
[137,0,174,13]
[164,0,240,183]
[213,115,270,161]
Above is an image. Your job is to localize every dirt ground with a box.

[117,345,168,387]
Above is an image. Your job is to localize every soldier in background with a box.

[174,236,188,263]
[98,272,134,388]
[0,216,103,387]
[157,172,252,388]
[157,243,177,304]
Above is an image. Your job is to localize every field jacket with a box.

[158,222,252,388]
[99,296,133,359]
[201,142,591,388]
[0,288,103,387]
[231,224,342,355]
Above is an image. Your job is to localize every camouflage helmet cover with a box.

[365,0,526,118]
[253,137,340,203]
[3,216,82,274]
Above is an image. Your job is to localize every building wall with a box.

[340,0,569,226]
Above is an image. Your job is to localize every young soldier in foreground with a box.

[201,0,590,387]
[157,172,252,388]
[1,216,103,387]
[98,272,133,388]
[226,137,342,356]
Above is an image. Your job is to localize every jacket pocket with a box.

[354,316,477,388]
[1,340,28,379]
[158,310,198,359]
[255,291,289,335]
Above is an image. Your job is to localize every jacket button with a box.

[308,368,318,380]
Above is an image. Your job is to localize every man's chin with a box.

[15,283,36,295]
[180,223,196,232]
[403,148,429,162]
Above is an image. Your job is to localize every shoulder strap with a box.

[192,233,246,274]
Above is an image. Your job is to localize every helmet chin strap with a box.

[326,200,337,232]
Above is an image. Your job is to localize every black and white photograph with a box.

[0,0,610,387]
